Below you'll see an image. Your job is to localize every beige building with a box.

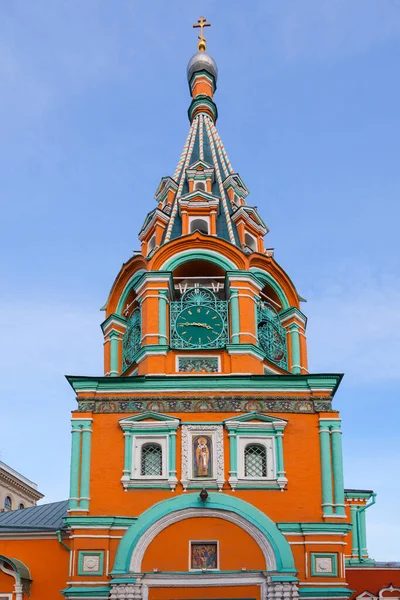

[0,461,43,511]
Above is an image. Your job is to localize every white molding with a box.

[129,507,276,572]
[181,425,224,491]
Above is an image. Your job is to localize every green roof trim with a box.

[67,373,343,396]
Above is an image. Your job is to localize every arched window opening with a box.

[141,443,162,476]
[18,503,25,510]
[245,232,257,252]
[148,234,156,254]
[244,444,267,477]
[4,496,12,511]
[190,218,209,235]
[194,180,205,191]
[173,260,226,300]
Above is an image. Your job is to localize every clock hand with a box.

[182,321,213,330]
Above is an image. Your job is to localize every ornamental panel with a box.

[122,307,141,371]
[170,288,228,350]
[257,301,288,370]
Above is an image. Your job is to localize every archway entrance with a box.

[110,493,298,600]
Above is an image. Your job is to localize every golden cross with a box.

[193,16,211,52]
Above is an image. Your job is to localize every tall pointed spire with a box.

[138,22,268,256]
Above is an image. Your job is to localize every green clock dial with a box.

[176,305,224,347]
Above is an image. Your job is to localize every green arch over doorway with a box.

[111,492,296,575]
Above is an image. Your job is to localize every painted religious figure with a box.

[193,435,212,477]
[191,542,218,570]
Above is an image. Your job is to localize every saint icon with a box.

[194,436,211,477]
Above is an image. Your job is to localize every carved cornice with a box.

[76,395,333,414]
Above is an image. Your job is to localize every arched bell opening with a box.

[121,287,141,373]
[173,259,226,300]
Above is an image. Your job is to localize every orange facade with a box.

[0,22,386,600]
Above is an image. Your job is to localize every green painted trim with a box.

[249,268,290,310]
[119,411,180,424]
[111,492,295,575]
[229,432,237,475]
[225,343,274,361]
[79,425,92,511]
[344,489,375,500]
[277,523,352,534]
[78,551,104,576]
[161,249,236,272]
[69,425,81,510]
[115,269,147,315]
[64,516,137,527]
[109,331,120,377]
[279,306,307,324]
[310,552,338,577]
[188,95,218,123]
[158,290,168,346]
[101,313,127,334]
[61,587,110,598]
[275,434,285,477]
[234,482,282,490]
[289,325,301,375]
[123,432,132,477]
[319,426,333,516]
[67,373,343,394]
[345,558,375,566]
[168,432,176,477]
[331,430,345,516]
[224,412,288,425]
[270,575,298,582]
[229,289,240,344]
[125,344,169,366]
[299,588,353,599]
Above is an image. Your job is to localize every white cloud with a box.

[306,266,400,382]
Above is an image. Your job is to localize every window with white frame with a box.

[244,232,257,252]
[147,234,156,254]
[244,443,267,477]
[194,180,206,191]
[224,413,288,491]
[238,437,274,479]
[133,436,167,479]
[119,412,179,491]
[189,217,209,234]
[141,442,162,476]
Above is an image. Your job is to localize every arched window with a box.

[245,232,257,252]
[148,234,156,254]
[244,444,267,477]
[190,218,209,234]
[141,443,162,476]
[194,180,205,191]
[18,503,25,510]
[4,496,12,511]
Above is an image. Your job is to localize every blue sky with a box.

[1,1,399,559]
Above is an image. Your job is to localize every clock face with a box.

[175,305,224,347]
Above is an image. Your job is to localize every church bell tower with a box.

[62,18,374,600]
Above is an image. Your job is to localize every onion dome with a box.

[187,51,218,85]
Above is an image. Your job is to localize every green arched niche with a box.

[160,249,236,272]
[250,267,290,310]
[111,492,296,575]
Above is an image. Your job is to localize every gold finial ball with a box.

[198,40,206,52]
